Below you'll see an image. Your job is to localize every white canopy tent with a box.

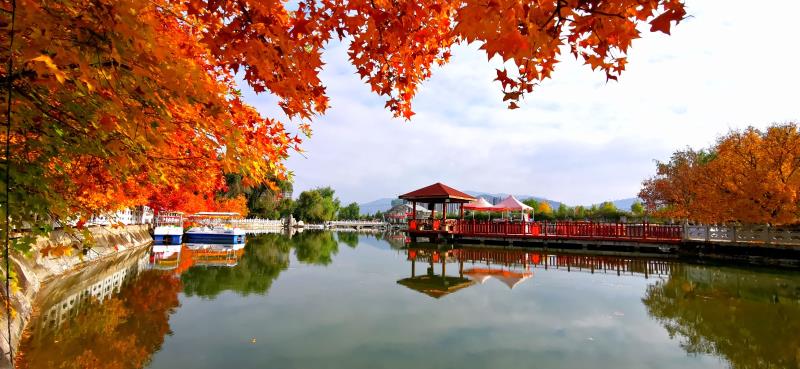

[491,195,534,221]
[464,197,495,220]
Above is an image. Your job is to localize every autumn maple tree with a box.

[1,0,686,240]
[640,123,800,225]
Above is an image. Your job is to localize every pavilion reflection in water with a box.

[399,246,676,298]
[396,247,474,299]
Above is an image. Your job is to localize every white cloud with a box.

[241,0,800,205]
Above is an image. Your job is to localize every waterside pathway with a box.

[15,232,800,369]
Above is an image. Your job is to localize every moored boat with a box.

[153,212,184,245]
[184,226,246,244]
[184,212,246,244]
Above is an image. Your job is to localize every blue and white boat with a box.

[153,212,184,245]
[185,226,245,244]
[184,212,246,244]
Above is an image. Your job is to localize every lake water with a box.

[16,231,800,369]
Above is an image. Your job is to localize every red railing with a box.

[450,220,682,242]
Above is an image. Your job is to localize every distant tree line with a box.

[447,199,647,222]
[225,174,648,223]
[519,198,646,221]
[224,176,382,222]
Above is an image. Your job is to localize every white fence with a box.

[230,218,285,230]
[325,220,388,228]
[684,225,800,246]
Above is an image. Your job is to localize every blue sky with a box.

[241,0,800,206]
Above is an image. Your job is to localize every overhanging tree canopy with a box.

[1,0,686,239]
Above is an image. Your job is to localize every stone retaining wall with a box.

[0,225,152,368]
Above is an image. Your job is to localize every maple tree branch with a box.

[15,88,97,141]
[146,153,207,162]
[150,1,202,29]
[541,0,568,33]
[576,7,626,20]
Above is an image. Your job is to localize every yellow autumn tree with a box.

[640,123,800,225]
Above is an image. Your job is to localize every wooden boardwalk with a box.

[408,220,800,261]
[410,219,682,244]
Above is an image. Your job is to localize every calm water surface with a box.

[17,232,800,369]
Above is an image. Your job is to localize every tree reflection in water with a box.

[336,232,359,248]
[17,271,181,369]
[179,232,340,298]
[292,231,339,265]
[642,265,800,369]
[180,235,291,298]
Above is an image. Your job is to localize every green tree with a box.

[522,198,540,209]
[293,187,340,222]
[555,203,570,220]
[596,201,620,220]
[574,205,586,219]
[587,204,599,218]
[338,202,360,220]
[630,201,645,216]
[224,174,294,219]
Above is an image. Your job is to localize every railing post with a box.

[682,221,688,241]
[765,224,772,245]
[705,225,710,242]
[643,221,648,240]
[731,225,737,243]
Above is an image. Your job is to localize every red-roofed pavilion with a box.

[399,182,475,203]
[399,183,475,238]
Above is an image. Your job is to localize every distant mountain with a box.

[610,198,639,211]
[358,197,395,215]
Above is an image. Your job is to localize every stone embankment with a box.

[0,225,152,368]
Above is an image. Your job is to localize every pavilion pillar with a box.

[442,202,447,220]
[411,259,416,278]
[459,203,464,220]
[412,201,416,220]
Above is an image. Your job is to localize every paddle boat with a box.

[184,212,246,244]
[153,212,184,245]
